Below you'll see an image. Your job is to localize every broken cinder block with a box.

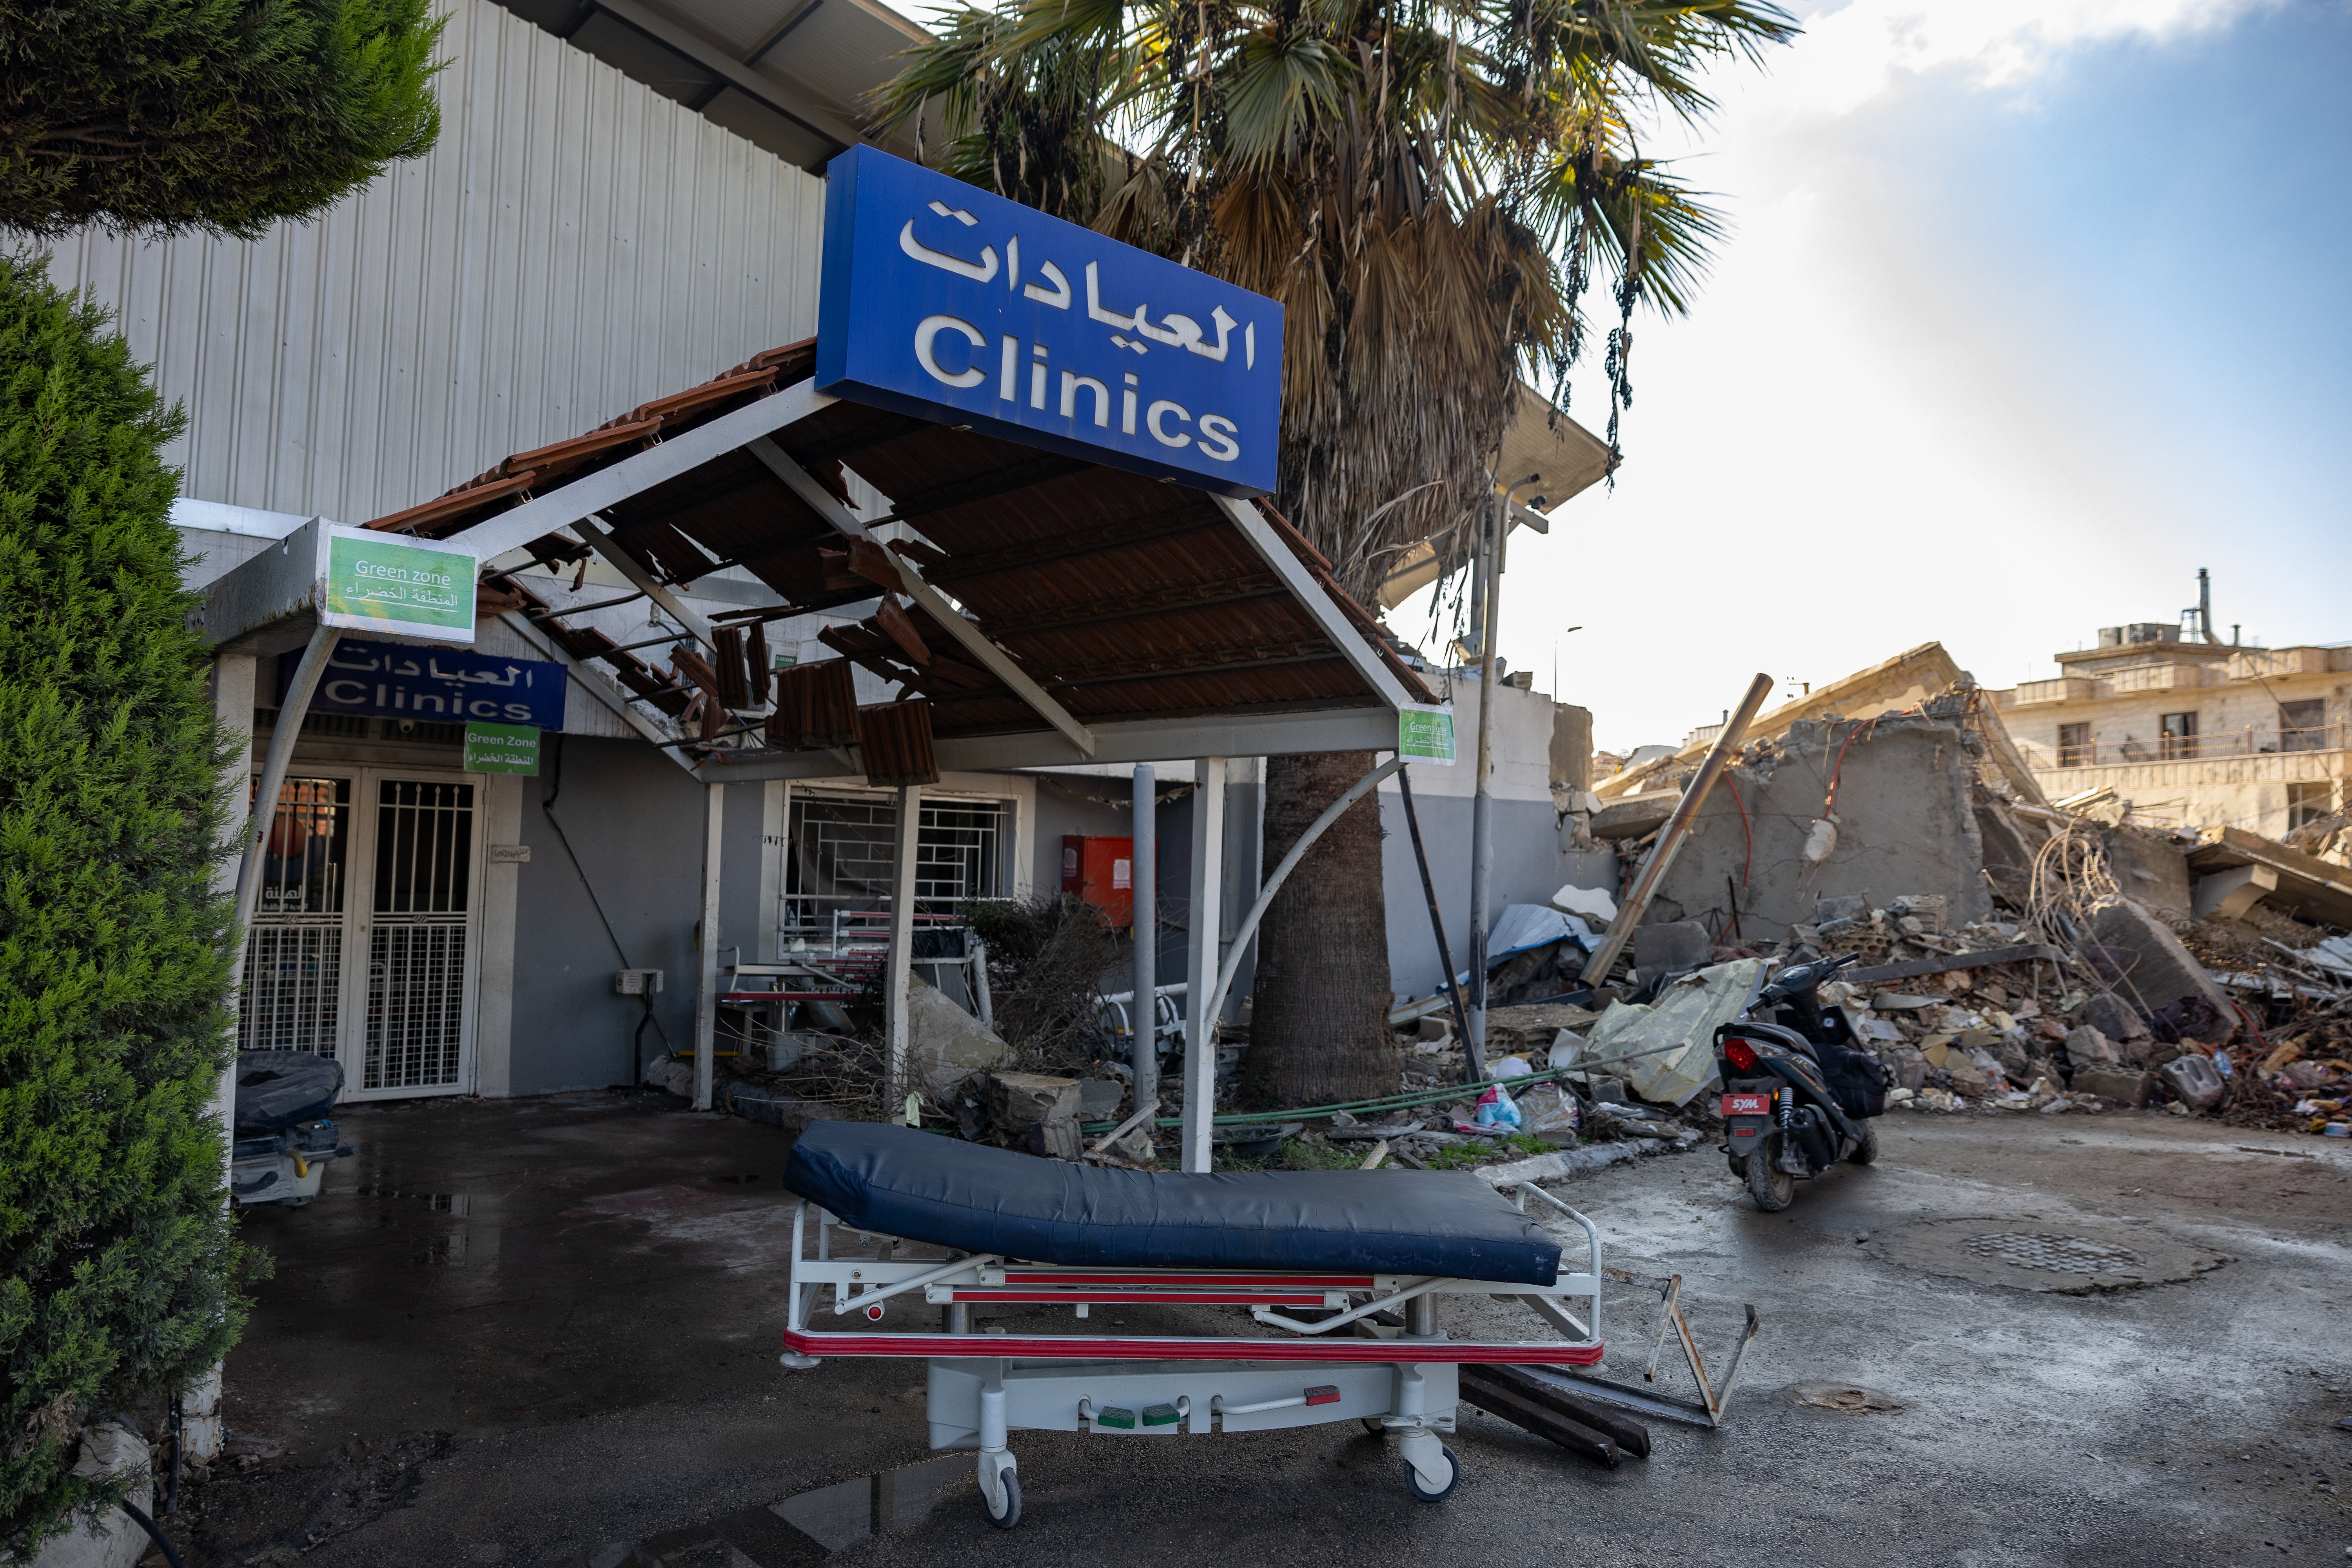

[986,1071,1083,1159]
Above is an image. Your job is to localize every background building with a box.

[1989,622,2350,837]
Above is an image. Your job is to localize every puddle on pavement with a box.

[356,1185,470,1214]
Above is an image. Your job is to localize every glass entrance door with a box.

[237,767,481,1099]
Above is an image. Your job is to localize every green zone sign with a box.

[1399,705,1457,764]
[316,525,476,643]
[464,720,541,775]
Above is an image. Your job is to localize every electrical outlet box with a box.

[615,969,664,996]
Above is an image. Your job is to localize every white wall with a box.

[39,0,826,526]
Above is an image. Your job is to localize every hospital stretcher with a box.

[779,1122,1608,1528]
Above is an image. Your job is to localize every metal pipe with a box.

[231,626,343,937]
[1131,764,1156,1087]
[884,783,922,1107]
[1579,673,1774,984]
[1194,755,1403,1063]
[693,782,724,1111]
[1182,757,1227,1172]
[1395,766,1474,1055]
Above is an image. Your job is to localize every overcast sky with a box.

[1390,0,2352,753]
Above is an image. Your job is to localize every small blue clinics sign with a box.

[297,638,568,729]
[817,147,1283,497]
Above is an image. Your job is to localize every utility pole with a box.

[1465,474,1540,1077]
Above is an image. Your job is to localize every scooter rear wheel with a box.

[1847,1118,1880,1165]
[1746,1137,1795,1211]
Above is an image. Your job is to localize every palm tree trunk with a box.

[1241,750,1399,1107]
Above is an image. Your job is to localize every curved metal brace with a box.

[1186,752,1405,1167]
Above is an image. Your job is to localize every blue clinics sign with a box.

[816,146,1283,497]
[296,638,569,729]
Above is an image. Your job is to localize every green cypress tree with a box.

[0,250,255,1553]
[0,0,445,240]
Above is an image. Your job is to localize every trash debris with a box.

[1789,1384,1904,1414]
[1581,958,1764,1105]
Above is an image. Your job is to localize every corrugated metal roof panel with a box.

[37,0,826,526]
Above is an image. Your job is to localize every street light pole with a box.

[1465,474,1541,1078]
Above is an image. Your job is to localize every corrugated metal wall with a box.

[40,0,826,526]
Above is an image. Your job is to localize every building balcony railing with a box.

[2042,725,2344,769]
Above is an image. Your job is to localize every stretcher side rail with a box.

[781,1200,1606,1365]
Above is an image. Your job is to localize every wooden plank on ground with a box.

[1458,1367,1620,1467]
[1477,1363,1653,1458]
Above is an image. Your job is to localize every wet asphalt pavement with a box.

[180,1093,2352,1567]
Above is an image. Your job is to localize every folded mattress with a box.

[782,1121,1561,1287]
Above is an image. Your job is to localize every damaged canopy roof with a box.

[364,341,1433,779]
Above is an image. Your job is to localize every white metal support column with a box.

[757,780,789,962]
[1182,757,1229,1172]
[885,784,923,1107]
[190,650,255,1466]
[694,782,724,1111]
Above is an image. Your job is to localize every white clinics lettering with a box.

[1195,415,1241,463]
[915,316,988,388]
[1145,399,1192,448]
[900,205,999,283]
[1059,370,1111,427]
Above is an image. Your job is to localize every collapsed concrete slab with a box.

[1645,717,1992,936]
[906,976,1011,1096]
[2084,897,2238,1044]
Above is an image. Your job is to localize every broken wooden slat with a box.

[1457,1366,1619,1467]
[1474,1363,1651,1457]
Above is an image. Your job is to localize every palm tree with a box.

[874,0,1795,1105]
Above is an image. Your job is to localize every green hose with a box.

[1078,1036,1706,1135]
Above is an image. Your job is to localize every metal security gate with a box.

[237,767,482,1100]
[239,779,353,1054]
[363,780,477,1092]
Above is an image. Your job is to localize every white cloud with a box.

[1749,0,2279,118]
[1436,0,2327,752]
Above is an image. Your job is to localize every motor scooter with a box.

[1713,951,1890,1212]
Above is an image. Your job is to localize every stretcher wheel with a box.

[1404,1445,1459,1502]
[1359,1417,1387,1435]
[983,1470,1021,1529]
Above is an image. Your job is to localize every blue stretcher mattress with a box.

[782,1122,1561,1287]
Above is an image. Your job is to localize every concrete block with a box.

[906,977,1011,1096]
[1416,1014,1454,1043]
[1590,791,1679,841]
[1887,895,1948,933]
[1632,920,1711,975]
[2192,864,2278,922]
[2080,992,2149,1042]
[2158,1053,2226,1111]
[2063,1025,2120,1068]
[987,1072,1080,1130]
[2085,897,2238,1043]
[1077,1078,1125,1118]
[1814,896,1870,927]
[2072,1068,2151,1107]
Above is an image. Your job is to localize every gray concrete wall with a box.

[1649,719,1991,937]
[1376,793,1613,1004]
[509,735,709,1094]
